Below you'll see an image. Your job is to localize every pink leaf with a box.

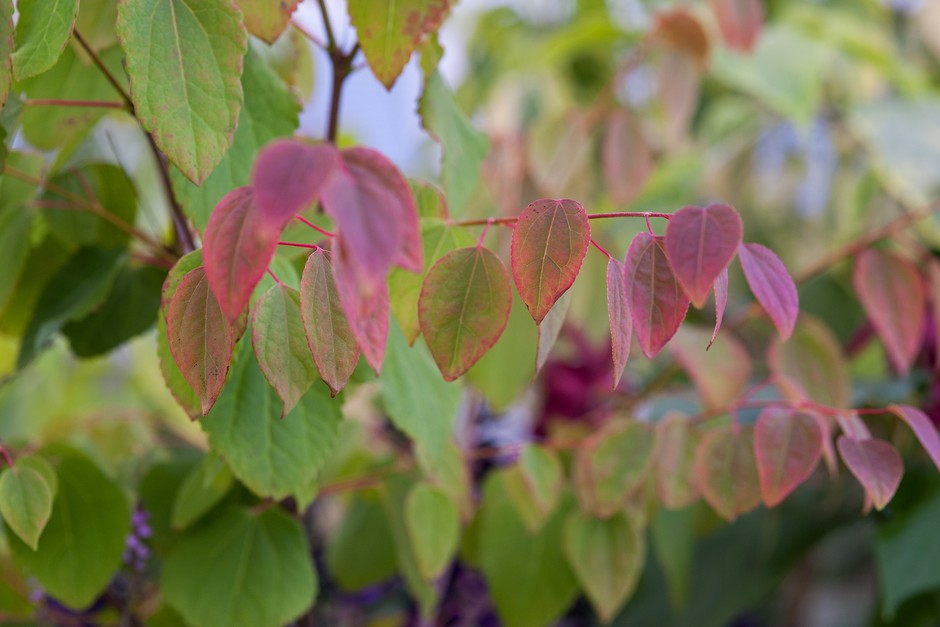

[709,0,764,52]
[888,404,940,472]
[601,109,653,205]
[624,232,690,358]
[753,408,823,507]
[252,139,340,227]
[664,203,742,308]
[166,267,234,415]
[510,198,591,324]
[738,242,798,340]
[332,244,390,373]
[694,424,761,521]
[607,257,631,388]
[837,435,903,511]
[853,249,925,373]
[709,267,728,349]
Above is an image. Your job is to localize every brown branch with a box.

[25,98,126,109]
[72,29,134,111]
[450,211,674,228]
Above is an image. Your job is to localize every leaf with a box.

[563,511,644,624]
[0,467,52,550]
[602,108,653,205]
[710,0,763,52]
[837,435,902,511]
[17,455,57,497]
[332,247,390,372]
[511,198,591,324]
[237,0,299,43]
[888,404,940,472]
[710,267,728,348]
[607,257,632,388]
[171,44,301,231]
[419,71,489,217]
[11,0,79,80]
[853,249,925,373]
[299,249,360,395]
[325,492,397,591]
[536,290,570,374]
[117,0,248,184]
[381,320,461,473]
[753,408,823,507]
[405,483,459,580]
[170,454,233,530]
[348,0,454,89]
[0,195,36,316]
[251,284,317,415]
[654,7,709,66]
[653,413,700,509]
[624,232,690,358]
[695,425,761,521]
[7,446,130,609]
[668,325,750,409]
[0,0,13,109]
[527,111,594,199]
[769,314,850,408]
[166,267,234,415]
[251,138,339,227]
[163,505,316,627]
[738,242,798,340]
[419,246,513,380]
[573,421,654,518]
[664,203,742,308]
[504,445,563,532]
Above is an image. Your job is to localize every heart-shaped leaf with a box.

[299,248,360,395]
[166,267,234,415]
[754,408,823,507]
[419,246,513,381]
[12,0,79,81]
[624,232,690,358]
[888,404,940,473]
[710,0,763,52]
[837,435,903,510]
[607,257,632,388]
[0,466,53,550]
[572,421,654,518]
[332,245,390,373]
[238,0,300,43]
[853,249,925,373]
[405,483,459,580]
[664,203,742,308]
[695,425,761,521]
[738,242,799,340]
[709,267,728,349]
[511,198,590,324]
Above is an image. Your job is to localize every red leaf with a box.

[607,257,631,388]
[333,245,389,373]
[925,258,940,371]
[664,204,742,308]
[300,249,360,395]
[624,232,690,358]
[753,408,822,507]
[252,139,340,227]
[166,267,234,415]
[837,435,903,511]
[710,0,764,52]
[419,246,513,381]
[510,199,590,324]
[709,267,728,349]
[738,242,798,340]
[694,424,761,521]
[853,249,925,373]
[888,404,940,472]
[601,109,653,205]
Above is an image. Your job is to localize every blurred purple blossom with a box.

[123,507,152,573]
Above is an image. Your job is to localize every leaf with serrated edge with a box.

[710,0,763,52]
[536,290,571,374]
[665,204,742,308]
[252,138,340,227]
[238,0,300,43]
[607,257,632,388]
[252,284,317,415]
[511,198,590,324]
[753,408,822,507]
[300,249,360,395]
[333,245,390,372]
[695,425,761,521]
[12,0,78,81]
[837,435,902,511]
[419,246,512,381]
[738,242,798,341]
[405,483,459,580]
[853,249,925,373]
[166,267,234,415]
[709,267,728,349]
[117,0,247,184]
[888,404,940,473]
[624,232,690,358]
[0,467,52,550]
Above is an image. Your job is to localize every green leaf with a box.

[157,311,201,418]
[7,446,130,609]
[203,338,342,499]
[0,210,35,317]
[325,490,397,591]
[769,314,850,409]
[251,284,317,415]
[0,0,12,108]
[563,510,644,623]
[237,0,299,43]
[75,0,120,50]
[171,44,300,231]
[163,505,316,627]
[0,466,53,550]
[117,0,248,184]
[11,0,79,80]
[170,453,234,531]
[535,289,570,373]
[652,413,700,509]
[694,424,761,521]
[348,0,454,89]
[380,320,461,473]
[505,444,563,532]
[419,71,489,218]
[650,506,694,608]
[17,455,57,496]
[405,483,459,580]
[573,420,654,518]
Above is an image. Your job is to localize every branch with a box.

[449,211,674,228]
[72,29,134,111]
[25,98,126,109]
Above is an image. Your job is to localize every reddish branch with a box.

[450,211,674,228]
[26,98,126,109]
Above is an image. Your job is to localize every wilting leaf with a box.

[536,290,571,374]
[238,0,300,43]
[12,0,79,80]
[710,0,764,52]
[166,267,234,415]
[695,424,761,521]
[607,258,632,388]
[888,404,940,473]
[419,246,513,381]
[738,242,798,340]
[511,199,590,324]
[753,408,823,507]
[669,325,750,409]
[853,249,925,373]
[333,247,390,372]
[653,413,699,509]
[769,314,850,408]
[0,466,52,550]
[573,421,654,518]
[624,232,690,358]
[664,204,742,308]
[710,267,728,348]
[299,249,360,395]
[837,435,902,511]
[405,483,459,580]
[602,108,653,206]
[252,138,339,228]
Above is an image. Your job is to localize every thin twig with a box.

[450,211,674,228]
[315,0,338,50]
[72,29,134,111]
[295,215,335,237]
[26,98,126,109]
[290,17,327,49]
